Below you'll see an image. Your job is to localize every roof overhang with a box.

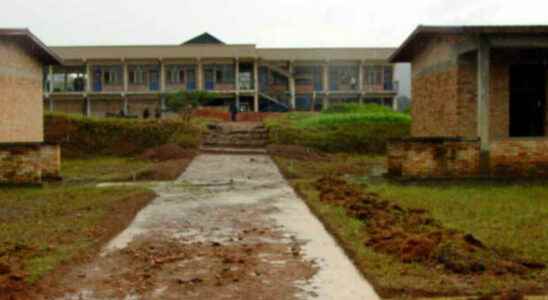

[0,28,63,65]
[390,25,548,63]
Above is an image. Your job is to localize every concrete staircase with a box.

[201,122,268,155]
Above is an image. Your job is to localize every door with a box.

[510,65,546,137]
[149,70,160,91]
[205,68,215,90]
[93,68,102,92]
[186,69,196,90]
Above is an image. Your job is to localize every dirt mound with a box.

[267,144,326,161]
[139,144,196,162]
[314,176,545,275]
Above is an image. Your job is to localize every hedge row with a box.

[44,114,203,157]
[265,105,411,154]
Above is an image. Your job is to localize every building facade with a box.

[388,25,548,178]
[43,33,398,117]
[0,28,62,184]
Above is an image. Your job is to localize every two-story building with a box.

[43,33,397,117]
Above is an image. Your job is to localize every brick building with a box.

[0,28,62,184]
[43,33,398,117]
[388,25,548,178]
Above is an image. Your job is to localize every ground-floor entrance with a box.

[510,64,546,137]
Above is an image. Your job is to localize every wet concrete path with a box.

[56,154,379,300]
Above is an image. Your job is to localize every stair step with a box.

[200,146,267,155]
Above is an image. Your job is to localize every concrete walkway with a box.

[57,154,379,300]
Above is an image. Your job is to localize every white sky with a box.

[2,0,548,48]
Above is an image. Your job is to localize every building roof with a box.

[0,28,62,65]
[257,48,395,61]
[50,44,396,62]
[390,25,548,62]
[182,32,225,45]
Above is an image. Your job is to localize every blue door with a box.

[93,68,102,92]
[186,69,196,90]
[149,70,160,91]
[313,67,322,91]
[205,69,215,90]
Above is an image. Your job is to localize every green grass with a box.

[265,104,410,153]
[61,156,154,184]
[0,157,157,285]
[273,155,548,297]
[366,182,548,264]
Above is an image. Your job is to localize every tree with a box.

[165,90,216,123]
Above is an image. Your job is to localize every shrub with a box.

[265,103,411,154]
[45,113,203,158]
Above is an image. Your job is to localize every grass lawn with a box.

[0,157,157,295]
[61,156,154,184]
[272,152,548,298]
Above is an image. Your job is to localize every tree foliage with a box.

[165,90,217,123]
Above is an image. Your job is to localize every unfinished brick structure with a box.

[0,29,62,184]
[389,25,548,178]
[43,33,398,117]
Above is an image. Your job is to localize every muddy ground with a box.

[39,154,378,300]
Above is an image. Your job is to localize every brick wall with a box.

[0,144,42,184]
[0,38,44,143]
[41,144,62,180]
[387,138,480,178]
[490,139,548,177]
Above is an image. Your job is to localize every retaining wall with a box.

[0,143,61,185]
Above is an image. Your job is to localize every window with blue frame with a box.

[103,66,122,85]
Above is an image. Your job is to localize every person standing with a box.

[229,101,239,122]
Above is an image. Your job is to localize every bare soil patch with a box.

[138,144,196,162]
[0,190,155,300]
[314,177,545,276]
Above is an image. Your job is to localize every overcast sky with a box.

[2,0,548,48]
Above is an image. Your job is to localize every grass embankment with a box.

[44,113,204,158]
[271,149,548,298]
[265,104,410,153]
[0,155,161,296]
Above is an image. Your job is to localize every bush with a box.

[265,104,411,154]
[45,113,203,158]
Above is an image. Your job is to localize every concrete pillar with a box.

[123,96,129,115]
[322,62,330,110]
[392,97,399,111]
[85,62,91,94]
[123,61,128,95]
[160,60,166,93]
[49,98,54,113]
[235,58,240,92]
[289,61,296,110]
[254,59,259,112]
[64,73,68,91]
[477,37,491,152]
[48,65,54,94]
[197,59,203,90]
[358,60,364,93]
[85,97,91,117]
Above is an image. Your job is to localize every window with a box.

[295,66,313,85]
[103,67,120,85]
[129,66,145,85]
[366,66,383,86]
[215,64,235,84]
[167,66,185,84]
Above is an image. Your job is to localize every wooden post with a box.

[254,59,259,112]
[289,61,296,110]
